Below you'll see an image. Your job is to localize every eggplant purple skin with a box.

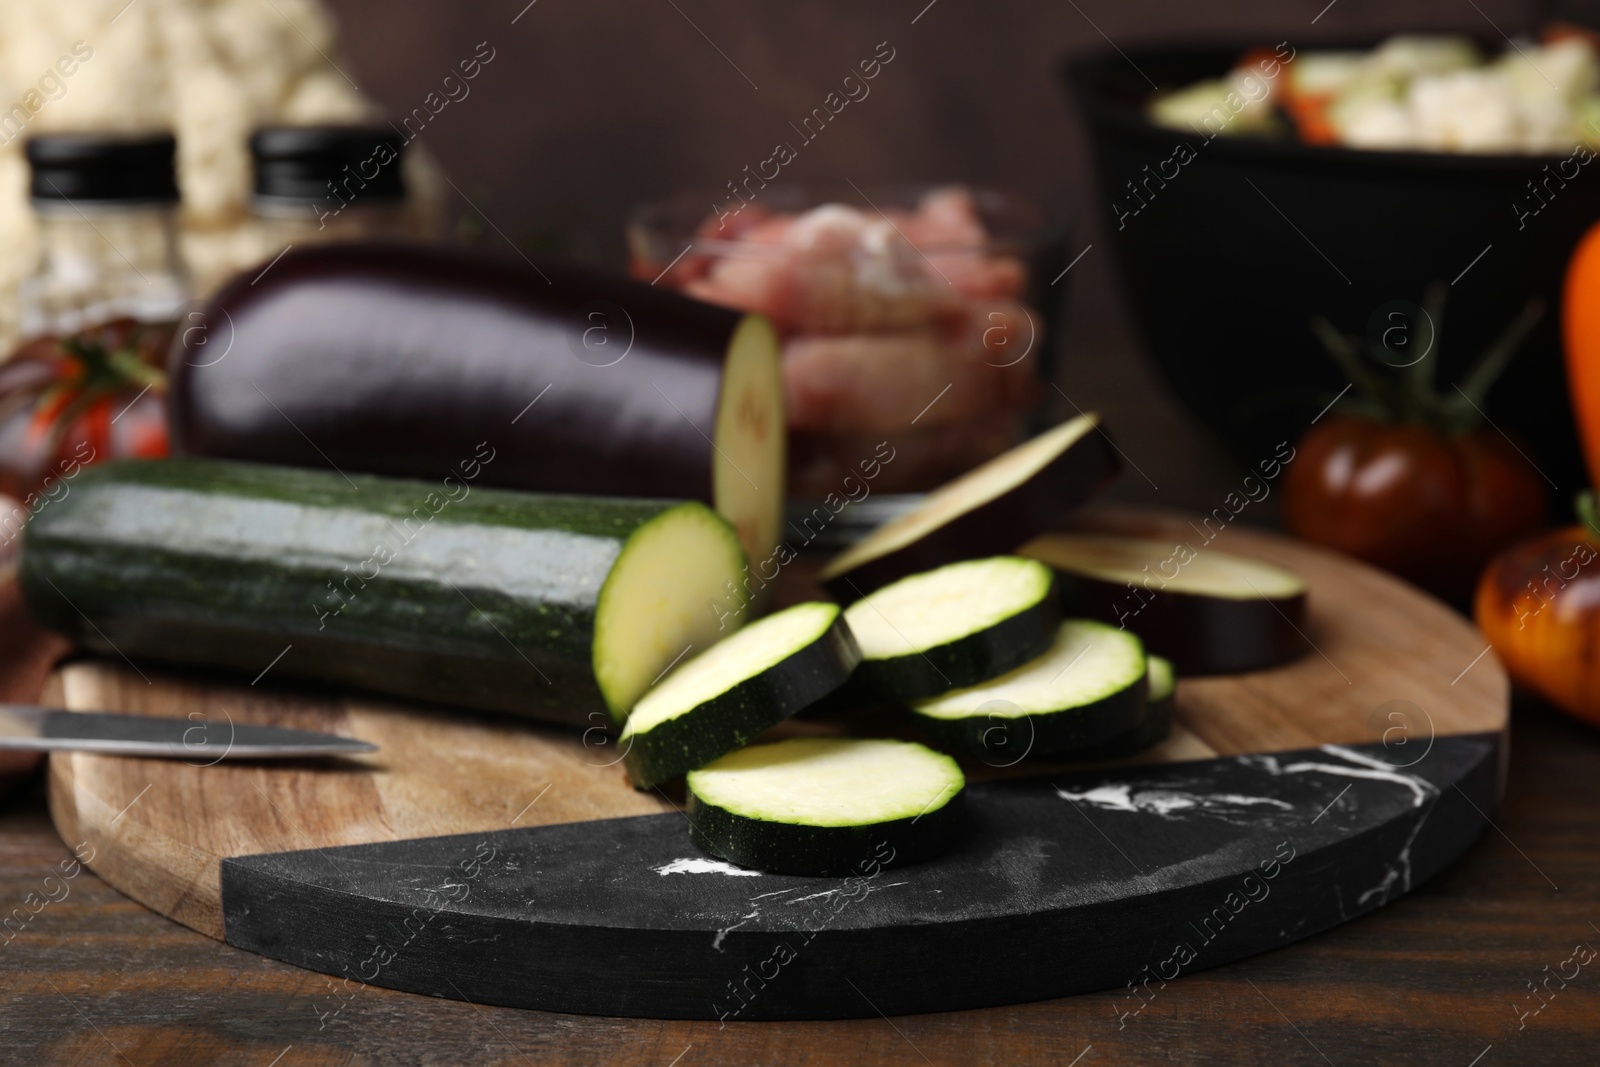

[822,430,1121,603]
[168,243,748,503]
[1057,572,1309,675]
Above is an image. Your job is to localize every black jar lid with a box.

[26,133,179,204]
[250,126,406,202]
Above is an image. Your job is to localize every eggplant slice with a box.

[1020,533,1308,674]
[819,415,1119,601]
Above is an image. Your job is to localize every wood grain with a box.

[0,570,70,789]
[44,505,1506,945]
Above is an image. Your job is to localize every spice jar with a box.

[0,134,177,506]
[249,126,409,247]
[17,133,188,345]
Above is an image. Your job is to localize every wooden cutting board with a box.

[44,506,1507,1019]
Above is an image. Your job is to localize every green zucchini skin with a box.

[914,679,1149,763]
[1077,659,1175,761]
[854,591,1058,701]
[622,613,860,789]
[686,792,963,877]
[18,458,727,727]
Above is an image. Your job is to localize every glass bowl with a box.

[629,183,1068,501]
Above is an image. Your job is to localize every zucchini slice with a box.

[686,737,965,876]
[844,556,1058,701]
[819,415,1119,601]
[1148,654,1176,710]
[621,603,859,788]
[1079,653,1176,761]
[912,619,1148,760]
[1135,653,1177,753]
[1020,533,1308,674]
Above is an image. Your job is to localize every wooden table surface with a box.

[0,576,1596,1067]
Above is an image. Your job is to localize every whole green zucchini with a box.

[19,459,748,727]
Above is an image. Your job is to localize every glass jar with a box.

[18,133,188,345]
[249,126,410,248]
[2,134,178,513]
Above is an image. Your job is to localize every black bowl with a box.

[1065,43,1600,493]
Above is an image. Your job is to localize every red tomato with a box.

[1282,413,1547,602]
[0,317,170,504]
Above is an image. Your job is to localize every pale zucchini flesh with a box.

[1147,654,1176,704]
[596,503,749,721]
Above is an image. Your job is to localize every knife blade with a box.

[0,704,376,760]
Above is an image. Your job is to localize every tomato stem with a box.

[1579,490,1600,541]
[1311,287,1544,435]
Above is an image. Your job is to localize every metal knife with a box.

[0,703,376,760]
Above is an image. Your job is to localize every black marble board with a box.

[220,735,1496,1020]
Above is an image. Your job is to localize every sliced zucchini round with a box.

[912,619,1148,761]
[1079,653,1176,761]
[843,556,1058,701]
[621,602,859,789]
[686,737,965,876]
[1134,653,1177,752]
[1148,654,1175,709]
[819,415,1118,601]
[1020,533,1308,674]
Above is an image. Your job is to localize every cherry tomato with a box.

[0,317,170,504]
[1282,413,1547,602]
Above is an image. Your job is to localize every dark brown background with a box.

[317,0,1539,512]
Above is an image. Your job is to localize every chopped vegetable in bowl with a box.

[1149,31,1600,154]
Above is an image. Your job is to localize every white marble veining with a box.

[1249,743,1442,906]
[784,882,908,906]
[652,857,762,877]
[1055,783,1294,817]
